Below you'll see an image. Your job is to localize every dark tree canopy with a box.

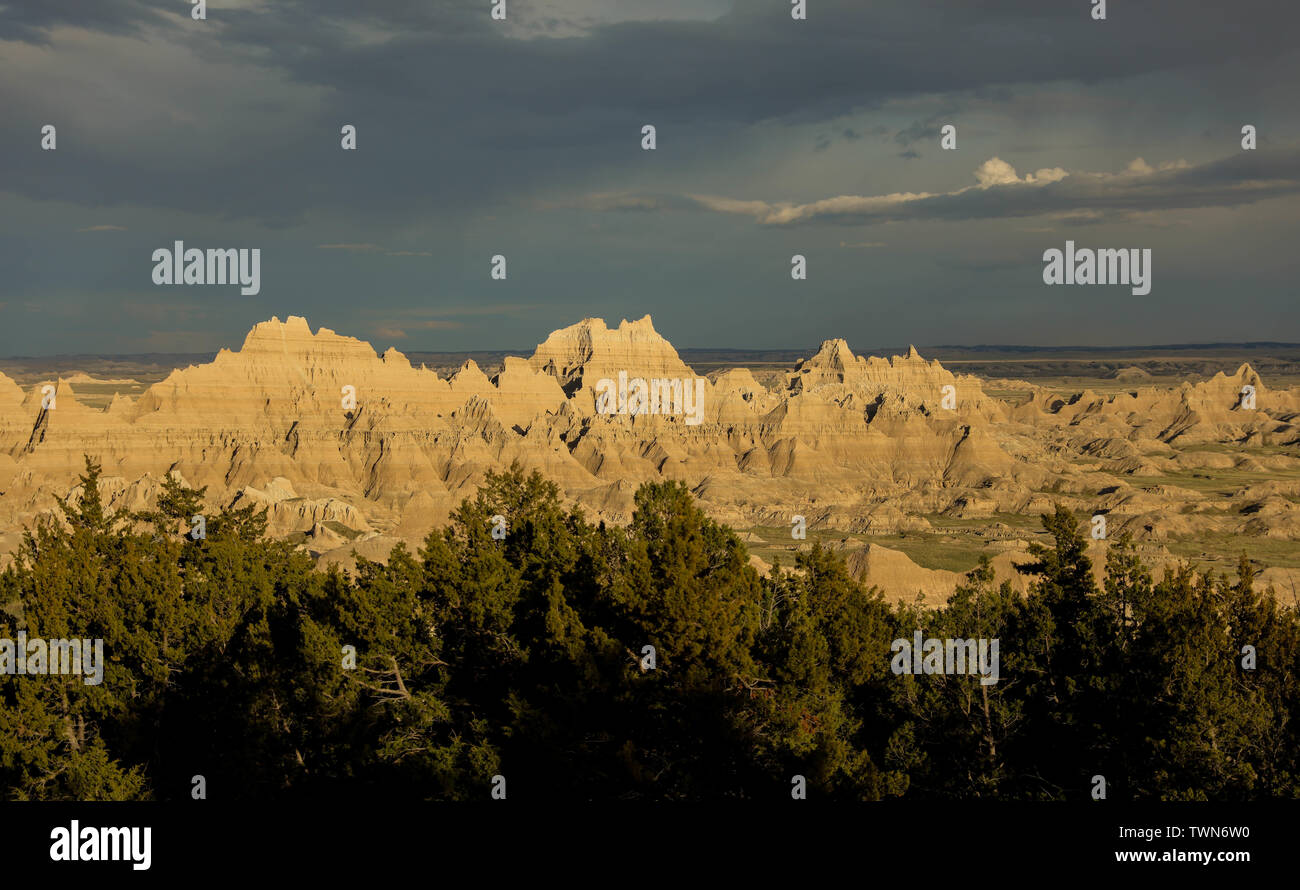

[1,459,1296,801]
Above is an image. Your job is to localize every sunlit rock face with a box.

[2,315,1298,600]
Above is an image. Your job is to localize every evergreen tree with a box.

[1,464,1296,802]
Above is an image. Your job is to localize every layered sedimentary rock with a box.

[1,315,1297,600]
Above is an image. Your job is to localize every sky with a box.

[1,0,1297,355]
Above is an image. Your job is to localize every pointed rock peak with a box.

[240,315,314,343]
[31,378,79,400]
[618,314,656,332]
[714,367,764,389]
[1233,362,1258,381]
[234,315,389,367]
[891,345,946,374]
[381,345,408,364]
[530,318,605,357]
[806,338,857,369]
[450,359,492,391]
[528,315,692,385]
[106,391,134,413]
[242,316,296,348]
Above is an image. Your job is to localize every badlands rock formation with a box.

[1,315,1298,601]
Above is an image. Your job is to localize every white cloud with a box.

[650,151,1297,227]
[974,157,1068,187]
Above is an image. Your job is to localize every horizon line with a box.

[2,341,1298,362]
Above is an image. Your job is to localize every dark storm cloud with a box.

[203,0,1298,121]
[1,0,1296,226]
[893,102,968,152]
[0,0,169,44]
[1,0,1297,354]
